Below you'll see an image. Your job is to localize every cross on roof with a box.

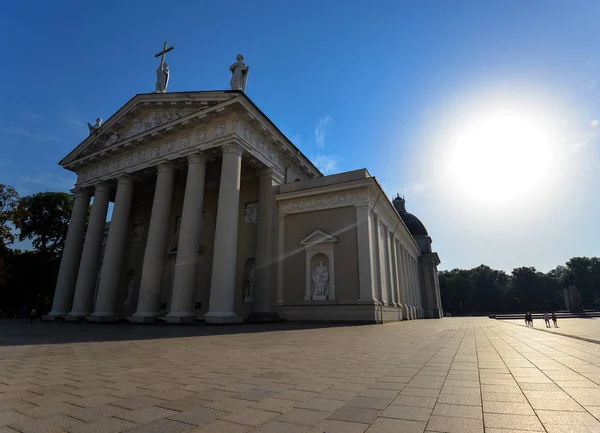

[155,41,174,68]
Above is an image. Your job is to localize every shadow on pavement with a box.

[0,319,364,347]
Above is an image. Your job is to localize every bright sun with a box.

[445,110,556,203]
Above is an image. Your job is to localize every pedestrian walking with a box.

[544,311,550,328]
[551,311,558,328]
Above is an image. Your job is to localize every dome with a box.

[400,212,428,236]
[392,194,429,237]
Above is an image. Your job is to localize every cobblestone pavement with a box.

[1,318,600,433]
[503,318,600,344]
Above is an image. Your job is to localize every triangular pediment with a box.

[60,91,240,168]
[299,229,339,246]
[60,90,323,182]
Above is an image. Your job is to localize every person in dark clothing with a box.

[551,311,558,327]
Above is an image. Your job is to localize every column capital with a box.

[187,152,207,165]
[156,162,175,174]
[117,175,135,186]
[94,182,110,193]
[257,167,275,179]
[222,143,244,156]
[70,187,90,198]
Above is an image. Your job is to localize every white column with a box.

[68,183,110,319]
[386,230,396,306]
[394,240,405,319]
[355,204,376,304]
[276,214,285,306]
[89,176,134,320]
[46,188,90,318]
[252,168,278,317]
[389,235,399,309]
[416,259,423,318]
[166,154,207,323]
[205,144,244,324]
[131,164,175,322]
[402,247,414,320]
[371,214,383,304]
[411,257,419,319]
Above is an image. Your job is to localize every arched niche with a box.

[299,229,339,301]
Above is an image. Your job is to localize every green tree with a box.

[13,192,74,256]
[566,257,600,308]
[0,184,19,250]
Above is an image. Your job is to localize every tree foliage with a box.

[0,184,19,250]
[13,192,74,256]
[440,258,600,315]
[0,186,78,316]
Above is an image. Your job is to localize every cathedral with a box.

[45,53,443,324]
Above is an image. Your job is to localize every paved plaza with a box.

[1,318,600,433]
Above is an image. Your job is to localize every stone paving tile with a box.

[249,420,309,433]
[327,406,380,424]
[366,417,426,432]
[219,408,278,427]
[274,408,329,426]
[65,416,137,433]
[122,419,195,433]
[305,419,368,433]
[168,407,226,426]
[425,415,484,433]
[432,403,483,419]
[379,404,432,421]
[345,396,391,410]
[483,413,545,431]
[296,398,345,412]
[482,401,535,415]
[8,413,84,433]
[187,420,251,433]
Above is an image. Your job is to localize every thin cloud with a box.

[65,118,88,139]
[20,173,76,192]
[312,153,340,175]
[403,183,429,196]
[315,115,332,148]
[23,111,43,120]
[2,128,61,143]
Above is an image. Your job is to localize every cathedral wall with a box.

[282,206,359,305]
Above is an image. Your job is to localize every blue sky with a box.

[1,1,599,272]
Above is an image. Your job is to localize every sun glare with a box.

[445,110,556,203]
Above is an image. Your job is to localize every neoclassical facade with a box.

[46,90,442,324]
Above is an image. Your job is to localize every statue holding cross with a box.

[155,41,174,93]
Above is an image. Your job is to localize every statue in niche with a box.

[124,270,136,306]
[244,264,255,302]
[87,118,102,134]
[230,54,249,92]
[244,202,258,224]
[312,260,329,297]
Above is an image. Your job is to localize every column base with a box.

[86,314,120,322]
[65,313,88,322]
[43,313,66,321]
[127,314,159,323]
[247,312,281,323]
[164,313,197,324]
[357,298,378,305]
[204,312,242,325]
